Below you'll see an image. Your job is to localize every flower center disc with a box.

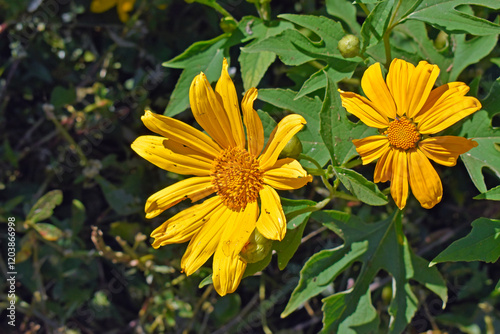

[211,147,263,211]
[386,117,421,150]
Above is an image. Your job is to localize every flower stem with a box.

[357,0,371,16]
[254,0,271,21]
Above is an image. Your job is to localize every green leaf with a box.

[33,223,64,241]
[333,167,388,205]
[199,274,213,288]
[274,214,310,270]
[257,109,277,143]
[50,86,76,109]
[448,33,498,81]
[325,0,361,34]
[324,289,380,334]
[243,29,315,66]
[26,190,63,224]
[162,34,228,117]
[244,14,355,67]
[282,240,369,318]
[239,50,275,91]
[257,88,330,168]
[319,72,377,166]
[431,218,500,265]
[231,17,293,90]
[360,0,396,49]
[71,199,86,234]
[95,176,141,215]
[473,185,500,200]
[392,20,451,84]
[296,60,360,99]
[405,0,500,36]
[460,78,500,193]
[243,249,272,278]
[281,198,317,229]
[284,210,447,333]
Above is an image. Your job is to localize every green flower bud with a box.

[220,17,237,33]
[239,229,272,264]
[381,285,392,305]
[434,30,449,51]
[338,34,360,59]
[279,135,303,160]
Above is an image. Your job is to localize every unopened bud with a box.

[239,229,272,263]
[338,34,360,58]
[220,17,237,33]
[279,135,303,160]
[434,31,449,51]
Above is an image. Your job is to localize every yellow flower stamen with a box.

[386,117,421,150]
[211,147,264,211]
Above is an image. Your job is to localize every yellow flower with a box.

[339,58,481,209]
[131,59,312,295]
[90,0,136,22]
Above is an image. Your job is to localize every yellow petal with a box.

[242,87,264,157]
[212,247,247,296]
[131,136,213,176]
[338,90,390,128]
[415,85,481,134]
[413,82,467,122]
[190,72,235,149]
[352,135,391,165]
[262,158,312,190]
[90,0,117,13]
[117,0,135,22]
[374,147,394,183]
[418,136,478,167]
[390,149,409,209]
[215,58,246,149]
[141,110,221,159]
[256,185,286,241]
[181,201,230,275]
[361,62,397,119]
[145,177,214,219]
[151,196,222,248]
[408,149,443,209]
[406,61,440,119]
[221,201,258,258]
[258,114,306,170]
[386,58,415,117]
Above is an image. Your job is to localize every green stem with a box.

[357,0,370,16]
[44,107,88,166]
[383,0,403,68]
[383,30,392,69]
[299,154,335,194]
[299,153,322,170]
[343,158,363,169]
[286,197,332,221]
[254,1,271,21]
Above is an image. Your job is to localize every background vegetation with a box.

[0,0,499,333]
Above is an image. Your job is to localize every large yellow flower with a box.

[339,58,481,209]
[131,59,312,295]
[90,0,136,22]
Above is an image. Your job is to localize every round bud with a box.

[338,34,360,58]
[279,135,303,160]
[434,31,449,51]
[220,17,237,33]
[381,285,393,305]
[239,229,272,263]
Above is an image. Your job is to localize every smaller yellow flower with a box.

[90,0,136,23]
[339,58,481,209]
